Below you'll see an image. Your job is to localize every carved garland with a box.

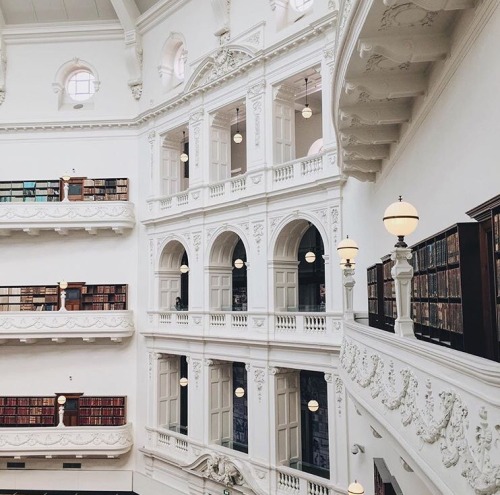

[340,338,500,495]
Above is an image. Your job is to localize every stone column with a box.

[342,266,355,320]
[391,247,415,337]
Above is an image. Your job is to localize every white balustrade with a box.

[231,313,248,329]
[301,156,323,176]
[308,481,329,495]
[231,176,247,193]
[176,313,189,325]
[277,469,331,495]
[274,164,294,182]
[176,438,188,452]
[160,198,172,210]
[177,192,189,206]
[304,315,326,333]
[276,314,297,332]
[157,431,170,447]
[278,471,300,493]
[210,313,226,327]
[210,183,225,198]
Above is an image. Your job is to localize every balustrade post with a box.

[391,247,415,338]
[342,267,355,320]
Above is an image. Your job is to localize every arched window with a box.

[159,33,188,91]
[53,58,100,110]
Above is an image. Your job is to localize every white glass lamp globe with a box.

[383,196,419,247]
[59,280,68,290]
[348,481,365,495]
[180,264,190,274]
[234,387,245,398]
[337,236,359,264]
[307,399,319,412]
[57,395,67,405]
[234,258,244,269]
[179,377,188,387]
[233,132,243,144]
[180,152,189,163]
[305,251,316,263]
[302,104,312,119]
[62,174,71,182]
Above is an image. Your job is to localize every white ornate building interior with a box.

[0,0,499,494]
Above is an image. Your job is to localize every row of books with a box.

[0,287,58,295]
[79,397,125,406]
[494,212,500,253]
[412,302,463,333]
[412,268,462,299]
[368,299,379,315]
[383,259,395,280]
[497,258,500,298]
[0,196,60,202]
[81,285,127,295]
[383,281,396,299]
[367,266,380,284]
[0,181,59,189]
[79,416,125,426]
[83,179,128,187]
[83,303,126,310]
[0,397,54,406]
[383,300,397,319]
[411,232,460,272]
[82,294,126,303]
[2,406,55,416]
[0,416,55,425]
[368,284,378,298]
[79,407,125,416]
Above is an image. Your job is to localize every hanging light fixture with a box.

[383,195,419,247]
[305,251,316,263]
[307,399,319,412]
[234,387,245,398]
[233,107,243,144]
[302,77,312,119]
[180,130,189,163]
[234,258,244,269]
[180,264,190,274]
[348,481,365,495]
[179,377,188,387]
[337,235,359,268]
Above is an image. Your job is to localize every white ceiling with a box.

[0,0,162,25]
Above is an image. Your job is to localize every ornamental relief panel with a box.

[340,337,500,495]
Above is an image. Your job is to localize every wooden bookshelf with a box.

[367,264,384,329]
[0,180,60,203]
[0,285,59,312]
[79,396,126,426]
[81,284,127,311]
[83,178,129,201]
[410,223,482,354]
[381,255,396,332]
[0,284,127,311]
[0,396,126,427]
[0,396,56,426]
[0,178,128,202]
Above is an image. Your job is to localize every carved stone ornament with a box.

[192,360,202,388]
[129,83,143,100]
[187,46,253,91]
[341,337,500,494]
[379,3,438,31]
[252,222,264,254]
[254,368,266,402]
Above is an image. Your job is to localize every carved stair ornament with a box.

[341,338,500,494]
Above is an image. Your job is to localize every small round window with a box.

[173,44,186,80]
[290,0,313,12]
[66,70,96,102]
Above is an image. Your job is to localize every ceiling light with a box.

[180,130,189,162]
[233,107,243,144]
[302,77,312,119]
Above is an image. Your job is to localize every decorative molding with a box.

[148,351,153,379]
[254,368,266,402]
[0,423,133,457]
[0,36,6,106]
[0,201,135,235]
[341,337,500,494]
[334,376,343,416]
[192,359,202,388]
[247,80,266,98]
[252,222,264,254]
[379,4,438,31]
[193,232,202,260]
[0,310,135,343]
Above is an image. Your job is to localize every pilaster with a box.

[246,79,266,170]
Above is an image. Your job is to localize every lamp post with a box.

[57,395,66,427]
[59,280,68,311]
[61,174,70,202]
[337,236,359,320]
[383,196,419,337]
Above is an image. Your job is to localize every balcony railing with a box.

[145,151,338,222]
[0,423,133,458]
[0,201,135,235]
[341,320,500,495]
[276,467,331,495]
[0,310,135,344]
[145,311,343,346]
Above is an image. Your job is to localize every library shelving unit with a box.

[367,263,384,329]
[0,180,60,202]
[0,397,56,426]
[381,255,396,333]
[0,284,127,311]
[81,284,128,311]
[0,285,59,312]
[0,396,126,427]
[410,223,482,354]
[0,177,128,202]
[466,194,500,361]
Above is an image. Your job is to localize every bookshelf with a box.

[0,180,60,203]
[0,397,56,426]
[79,396,126,426]
[381,255,396,332]
[81,284,128,311]
[410,223,482,353]
[466,194,500,361]
[0,178,128,202]
[83,178,129,201]
[367,264,384,329]
[0,284,127,311]
[0,286,59,312]
[0,396,126,427]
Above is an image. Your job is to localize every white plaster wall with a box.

[343,4,500,312]
[1,39,137,122]
[295,110,323,158]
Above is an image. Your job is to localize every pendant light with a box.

[180,130,189,163]
[305,251,316,263]
[307,399,319,412]
[180,264,190,273]
[337,235,359,268]
[233,107,243,144]
[234,258,244,269]
[302,77,312,119]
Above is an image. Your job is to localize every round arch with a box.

[157,236,191,272]
[207,226,250,267]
